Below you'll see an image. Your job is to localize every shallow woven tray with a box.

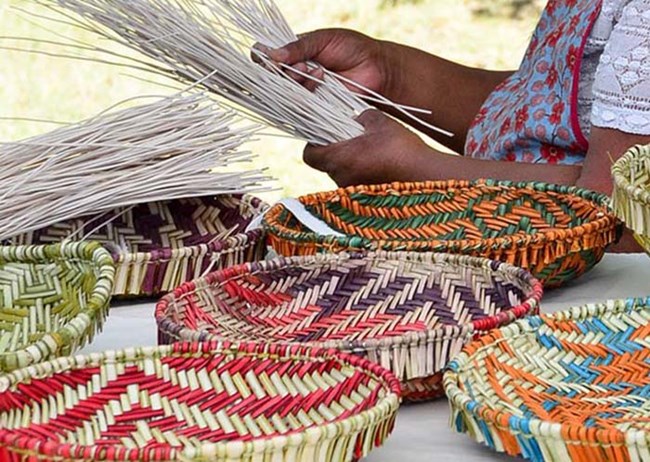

[0,340,400,462]
[0,242,114,373]
[10,195,267,298]
[262,180,619,288]
[156,251,543,402]
[444,297,650,462]
[612,144,650,255]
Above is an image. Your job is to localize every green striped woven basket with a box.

[262,180,619,288]
[444,297,650,462]
[0,242,114,372]
[612,144,650,255]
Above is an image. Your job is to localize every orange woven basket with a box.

[444,297,650,462]
[262,180,619,288]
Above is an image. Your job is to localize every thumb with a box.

[265,30,334,64]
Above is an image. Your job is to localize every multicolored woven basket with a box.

[0,242,114,373]
[262,180,619,287]
[10,195,267,297]
[156,251,543,401]
[612,144,650,255]
[0,340,400,462]
[444,297,650,462]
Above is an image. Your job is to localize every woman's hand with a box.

[260,29,513,152]
[303,110,433,187]
[261,28,390,95]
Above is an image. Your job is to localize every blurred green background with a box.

[0,0,542,203]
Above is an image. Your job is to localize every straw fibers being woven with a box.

[444,297,650,462]
[612,144,650,255]
[0,242,114,373]
[10,195,267,298]
[0,340,400,462]
[156,251,543,401]
[0,94,269,244]
[262,180,619,288]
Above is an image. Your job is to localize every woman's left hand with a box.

[303,110,433,187]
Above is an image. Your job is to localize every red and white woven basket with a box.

[0,341,400,462]
[156,251,543,402]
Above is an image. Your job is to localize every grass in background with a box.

[0,0,541,202]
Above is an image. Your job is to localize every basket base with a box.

[402,374,445,402]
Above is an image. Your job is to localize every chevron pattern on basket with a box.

[156,252,542,401]
[0,243,114,372]
[0,341,400,462]
[10,195,267,297]
[445,297,650,462]
[263,180,618,287]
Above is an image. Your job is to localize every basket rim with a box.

[0,241,115,372]
[262,179,617,253]
[105,194,269,263]
[443,296,650,448]
[155,251,543,354]
[11,194,269,263]
[0,340,401,461]
[612,144,650,206]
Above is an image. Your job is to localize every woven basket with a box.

[612,144,650,255]
[262,180,619,288]
[0,242,114,373]
[156,251,543,402]
[444,297,650,462]
[10,195,267,297]
[0,340,400,462]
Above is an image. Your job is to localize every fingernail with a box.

[309,67,324,80]
[269,48,289,61]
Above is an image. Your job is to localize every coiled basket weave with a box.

[612,144,650,254]
[444,297,650,462]
[156,252,543,402]
[262,180,619,287]
[0,340,400,462]
[0,242,114,373]
[10,195,267,297]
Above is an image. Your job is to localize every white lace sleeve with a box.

[591,0,650,135]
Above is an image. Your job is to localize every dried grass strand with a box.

[0,93,269,241]
[25,0,451,145]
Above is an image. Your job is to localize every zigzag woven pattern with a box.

[0,341,400,462]
[0,242,114,372]
[444,297,650,462]
[156,252,542,401]
[10,195,267,297]
[262,180,619,287]
[612,144,650,255]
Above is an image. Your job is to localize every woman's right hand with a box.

[260,29,391,96]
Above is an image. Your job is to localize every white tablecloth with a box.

[81,253,650,461]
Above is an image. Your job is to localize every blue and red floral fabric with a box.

[465,0,603,165]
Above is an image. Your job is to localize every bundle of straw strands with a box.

[0,93,268,242]
[25,0,449,145]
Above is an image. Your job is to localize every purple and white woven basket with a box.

[10,195,268,297]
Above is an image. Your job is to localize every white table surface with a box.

[81,253,650,462]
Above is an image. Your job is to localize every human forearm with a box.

[378,41,513,152]
[403,148,583,184]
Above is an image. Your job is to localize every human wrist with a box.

[393,143,445,182]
